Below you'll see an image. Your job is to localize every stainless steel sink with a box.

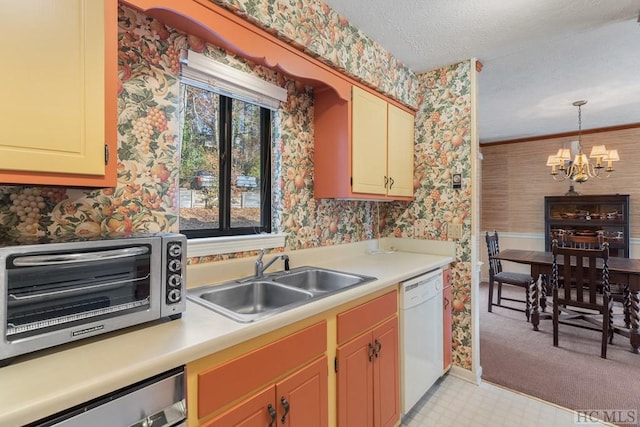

[188,281,314,323]
[271,267,375,293]
[187,266,376,323]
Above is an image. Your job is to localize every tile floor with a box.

[401,375,611,427]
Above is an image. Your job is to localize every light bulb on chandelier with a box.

[546,100,620,183]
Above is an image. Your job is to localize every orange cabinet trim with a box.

[120,0,416,113]
[336,290,397,345]
[197,320,327,418]
[121,0,351,101]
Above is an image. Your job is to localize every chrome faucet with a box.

[255,249,290,278]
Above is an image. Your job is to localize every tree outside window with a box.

[178,84,271,238]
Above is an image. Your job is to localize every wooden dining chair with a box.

[551,240,613,358]
[560,234,603,250]
[486,231,534,321]
[559,234,626,316]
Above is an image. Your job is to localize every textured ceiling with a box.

[321,0,640,143]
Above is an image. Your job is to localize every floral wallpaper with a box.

[378,63,474,368]
[209,0,418,108]
[0,3,473,370]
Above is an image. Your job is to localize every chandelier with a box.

[546,100,619,183]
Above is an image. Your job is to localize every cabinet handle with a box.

[267,404,277,427]
[384,175,388,188]
[368,342,376,361]
[388,177,394,189]
[374,339,382,357]
[280,397,290,424]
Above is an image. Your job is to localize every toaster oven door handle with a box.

[8,274,151,302]
[11,246,150,267]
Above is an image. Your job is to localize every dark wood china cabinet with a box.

[544,194,630,257]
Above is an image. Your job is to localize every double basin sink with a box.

[187,266,376,323]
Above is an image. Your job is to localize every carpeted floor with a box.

[480,281,640,427]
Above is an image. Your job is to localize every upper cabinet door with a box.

[0,0,117,187]
[351,86,387,195]
[386,104,414,197]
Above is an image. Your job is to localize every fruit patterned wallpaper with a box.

[207,0,418,108]
[0,2,473,370]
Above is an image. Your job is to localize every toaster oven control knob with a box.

[167,288,181,303]
[168,274,182,288]
[168,259,182,272]
[168,243,182,258]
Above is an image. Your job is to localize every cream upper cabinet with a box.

[351,86,414,198]
[387,104,415,197]
[351,86,388,195]
[314,84,414,200]
[0,0,116,187]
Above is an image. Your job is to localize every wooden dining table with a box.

[493,249,640,354]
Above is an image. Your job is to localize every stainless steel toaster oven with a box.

[0,233,187,365]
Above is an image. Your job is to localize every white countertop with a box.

[0,238,454,426]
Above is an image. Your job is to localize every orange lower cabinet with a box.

[202,386,275,427]
[276,356,328,427]
[373,317,400,427]
[336,332,375,427]
[443,269,453,372]
[202,357,328,427]
[336,316,399,427]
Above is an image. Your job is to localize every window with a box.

[178,51,287,239]
[179,83,272,238]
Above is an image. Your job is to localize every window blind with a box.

[180,50,287,110]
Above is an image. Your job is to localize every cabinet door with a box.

[351,86,387,195]
[386,105,414,197]
[202,385,275,427]
[336,332,374,427]
[276,356,328,427]
[0,0,117,186]
[372,316,400,427]
[442,269,453,372]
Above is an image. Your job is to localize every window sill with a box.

[186,233,287,258]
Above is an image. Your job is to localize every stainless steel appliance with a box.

[26,365,187,427]
[0,233,186,365]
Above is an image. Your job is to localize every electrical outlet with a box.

[414,219,427,237]
[449,222,463,240]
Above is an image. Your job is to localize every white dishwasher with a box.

[400,268,444,415]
